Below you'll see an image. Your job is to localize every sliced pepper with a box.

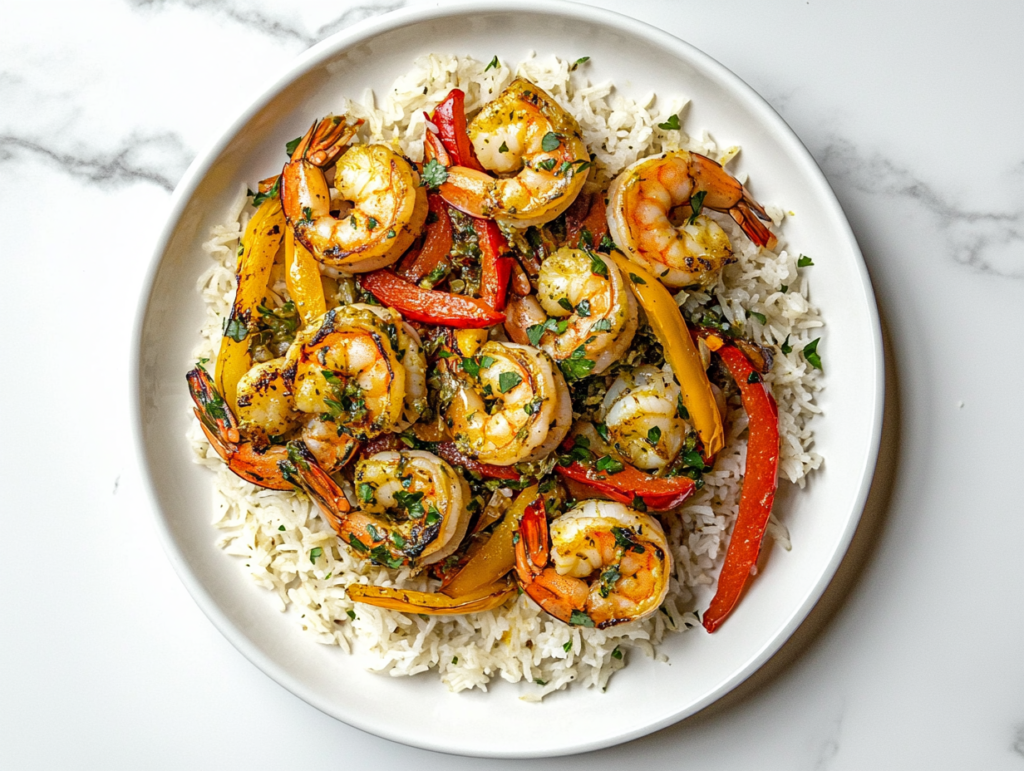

[434,442,520,480]
[702,344,780,633]
[442,485,538,598]
[284,228,326,326]
[430,88,484,171]
[555,461,696,512]
[473,218,514,311]
[215,197,285,410]
[397,193,453,285]
[359,270,505,328]
[607,251,725,456]
[347,579,515,616]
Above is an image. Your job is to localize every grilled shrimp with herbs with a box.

[504,246,636,376]
[444,339,572,466]
[439,78,590,228]
[282,116,428,272]
[606,150,777,288]
[515,500,673,629]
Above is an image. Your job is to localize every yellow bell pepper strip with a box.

[214,197,285,410]
[284,228,326,326]
[606,250,725,456]
[702,344,780,633]
[441,485,538,598]
[347,579,515,616]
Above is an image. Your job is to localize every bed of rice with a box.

[189,54,823,699]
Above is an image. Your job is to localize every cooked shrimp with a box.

[445,341,571,466]
[282,117,428,273]
[287,446,471,569]
[439,79,590,228]
[515,500,672,628]
[504,246,636,375]
[595,364,690,472]
[291,304,408,440]
[188,365,294,490]
[606,150,777,288]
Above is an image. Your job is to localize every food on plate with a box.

[188,54,823,697]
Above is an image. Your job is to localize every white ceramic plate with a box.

[133,0,883,758]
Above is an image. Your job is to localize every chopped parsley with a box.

[498,140,509,153]
[647,426,661,445]
[803,337,823,370]
[285,136,302,156]
[251,175,280,207]
[595,455,624,474]
[569,609,595,627]
[559,346,595,380]
[592,318,612,332]
[588,250,609,277]
[658,114,681,131]
[575,299,591,317]
[498,371,523,393]
[393,490,425,517]
[536,158,557,172]
[628,272,646,285]
[598,564,621,598]
[557,297,574,313]
[797,254,814,267]
[687,190,707,225]
[357,483,375,503]
[309,547,323,564]
[570,56,590,71]
[611,646,623,660]
[484,55,499,71]
[541,132,561,152]
[747,372,762,384]
[420,158,448,189]
[346,609,357,620]
[780,335,793,355]
[747,310,767,325]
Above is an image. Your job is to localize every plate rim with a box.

[130,0,885,757]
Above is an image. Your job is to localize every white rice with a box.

[190,54,823,699]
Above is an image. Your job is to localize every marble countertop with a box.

[3,0,1022,767]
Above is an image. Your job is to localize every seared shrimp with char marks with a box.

[445,340,571,466]
[440,78,590,228]
[282,116,428,273]
[504,246,636,376]
[515,500,672,628]
[291,304,410,441]
[606,150,777,288]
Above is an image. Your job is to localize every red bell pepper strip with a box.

[431,89,484,171]
[435,442,520,480]
[702,344,781,633]
[398,193,453,284]
[473,218,514,311]
[359,270,505,329]
[555,460,696,512]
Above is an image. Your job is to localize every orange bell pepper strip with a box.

[214,197,285,411]
[702,344,780,633]
[347,579,515,616]
[284,228,326,326]
[607,251,725,456]
[441,485,539,598]
[359,270,505,328]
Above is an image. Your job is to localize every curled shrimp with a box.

[291,304,416,441]
[287,446,471,569]
[439,79,590,228]
[504,246,636,376]
[573,364,692,472]
[515,500,672,629]
[188,365,357,489]
[606,150,777,288]
[445,340,571,466]
[282,116,428,273]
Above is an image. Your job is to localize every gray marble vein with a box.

[813,705,844,771]
[817,137,1024,279]
[126,0,406,48]
[1013,723,1024,758]
[0,131,193,192]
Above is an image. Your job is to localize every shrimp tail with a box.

[282,441,352,535]
[187,365,241,445]
[730,194,778,250]
[290,115,363,167]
